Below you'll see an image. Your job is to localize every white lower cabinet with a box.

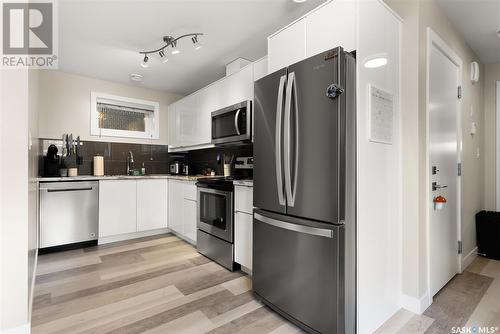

[168,179,184,235]
[234,211,253,271]
[137,179,168,232]
[234,184,253,271]
[168,179,198,243]
[99,179,168,239]
[183,199,197,242]
[99,180,137,237]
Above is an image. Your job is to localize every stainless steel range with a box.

[196,177,239,271]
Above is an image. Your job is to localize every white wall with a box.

[0,69,30,333]
[28,70,40,318]
[385,0,485,312]
[356,1,402,332]
[38,70,182,145]
[483,63,500,210]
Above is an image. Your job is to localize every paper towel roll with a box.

[93,156,104,176]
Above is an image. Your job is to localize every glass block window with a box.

[91,92,160,139]
[97,103,148,132]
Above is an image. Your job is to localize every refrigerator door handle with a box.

[254,213,334,238]
[275,75,287,206]
[284,72,298,207]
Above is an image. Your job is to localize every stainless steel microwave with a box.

[211,100,252,145]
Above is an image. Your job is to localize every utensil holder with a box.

[223,164,231,177]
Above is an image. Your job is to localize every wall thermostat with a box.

[471,62,480,83]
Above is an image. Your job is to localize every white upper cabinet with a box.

[137,179,168,232]
[167,103,178,148]
[268,1,356,71]
[305,0,356,57]
[176,93,200,147]
[216,65,254,108]
[268,18,306,73]
[253,57,268,82]
[168,64,254,151]
[197,85,217,145]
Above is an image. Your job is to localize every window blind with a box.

[97,102,152,132]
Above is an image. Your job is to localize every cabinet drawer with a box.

[183,181,197,201]
[235,185,253,214]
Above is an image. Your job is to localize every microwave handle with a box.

[234,109,241,135]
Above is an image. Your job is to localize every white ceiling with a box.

[436,0,500,64]
[58,0,325,95]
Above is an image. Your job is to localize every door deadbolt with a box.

[326,84,344,99]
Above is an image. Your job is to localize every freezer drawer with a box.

[253,209,344,334]
[39,181,99,248]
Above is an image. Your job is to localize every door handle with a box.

[275,75,287,206]
[284,72,298,207]
[234,109,241,135]
[255,213,334,238]
[432,182,448,191]
[47,187,93,192]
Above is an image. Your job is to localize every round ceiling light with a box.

[293,0,308,3]
[130,73,144,82]
[363,55,388,68]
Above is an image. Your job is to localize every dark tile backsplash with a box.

[39,139,253,178]
[183,144,253,178]
[39,139,170,176]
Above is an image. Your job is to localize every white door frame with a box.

[496,81,500,210]
[425,28,463,306]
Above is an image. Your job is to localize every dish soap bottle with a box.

[141,162,146,175]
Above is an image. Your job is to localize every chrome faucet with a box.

[126,151,134,175]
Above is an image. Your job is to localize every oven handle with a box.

[197,187,232,196]
[234,109,241,136]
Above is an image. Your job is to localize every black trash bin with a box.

[476,211,500,260]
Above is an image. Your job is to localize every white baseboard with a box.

[461,246,478,272]
[400,292,431,315]
[98,228,170,245]
[0,323,30,334]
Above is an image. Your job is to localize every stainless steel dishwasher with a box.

[39,181,99,250]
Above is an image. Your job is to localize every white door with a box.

[428,33,461,296]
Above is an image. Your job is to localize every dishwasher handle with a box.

[46,187,93,193]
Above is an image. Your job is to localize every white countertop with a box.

[37,174,219,182]
[233,180,254,187]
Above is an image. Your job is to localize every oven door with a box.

[197,187,233,242]
[211,101,251,144]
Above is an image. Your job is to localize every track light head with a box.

[192,36,202,50]
[140,54,149,68]
[171,41,180,55]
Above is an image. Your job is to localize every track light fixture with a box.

[192,36,202,50]
[140,54,149,68]
[171,41,180,55]
[139,33,204,67]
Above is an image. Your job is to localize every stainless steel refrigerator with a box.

[253,47,356,334]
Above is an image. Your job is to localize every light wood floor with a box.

[32,234,303,334]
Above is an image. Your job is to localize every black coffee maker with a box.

[43,144,61,177]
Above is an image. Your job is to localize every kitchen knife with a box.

[68,134,73,156]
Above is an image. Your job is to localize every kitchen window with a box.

[90,92,160,139]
